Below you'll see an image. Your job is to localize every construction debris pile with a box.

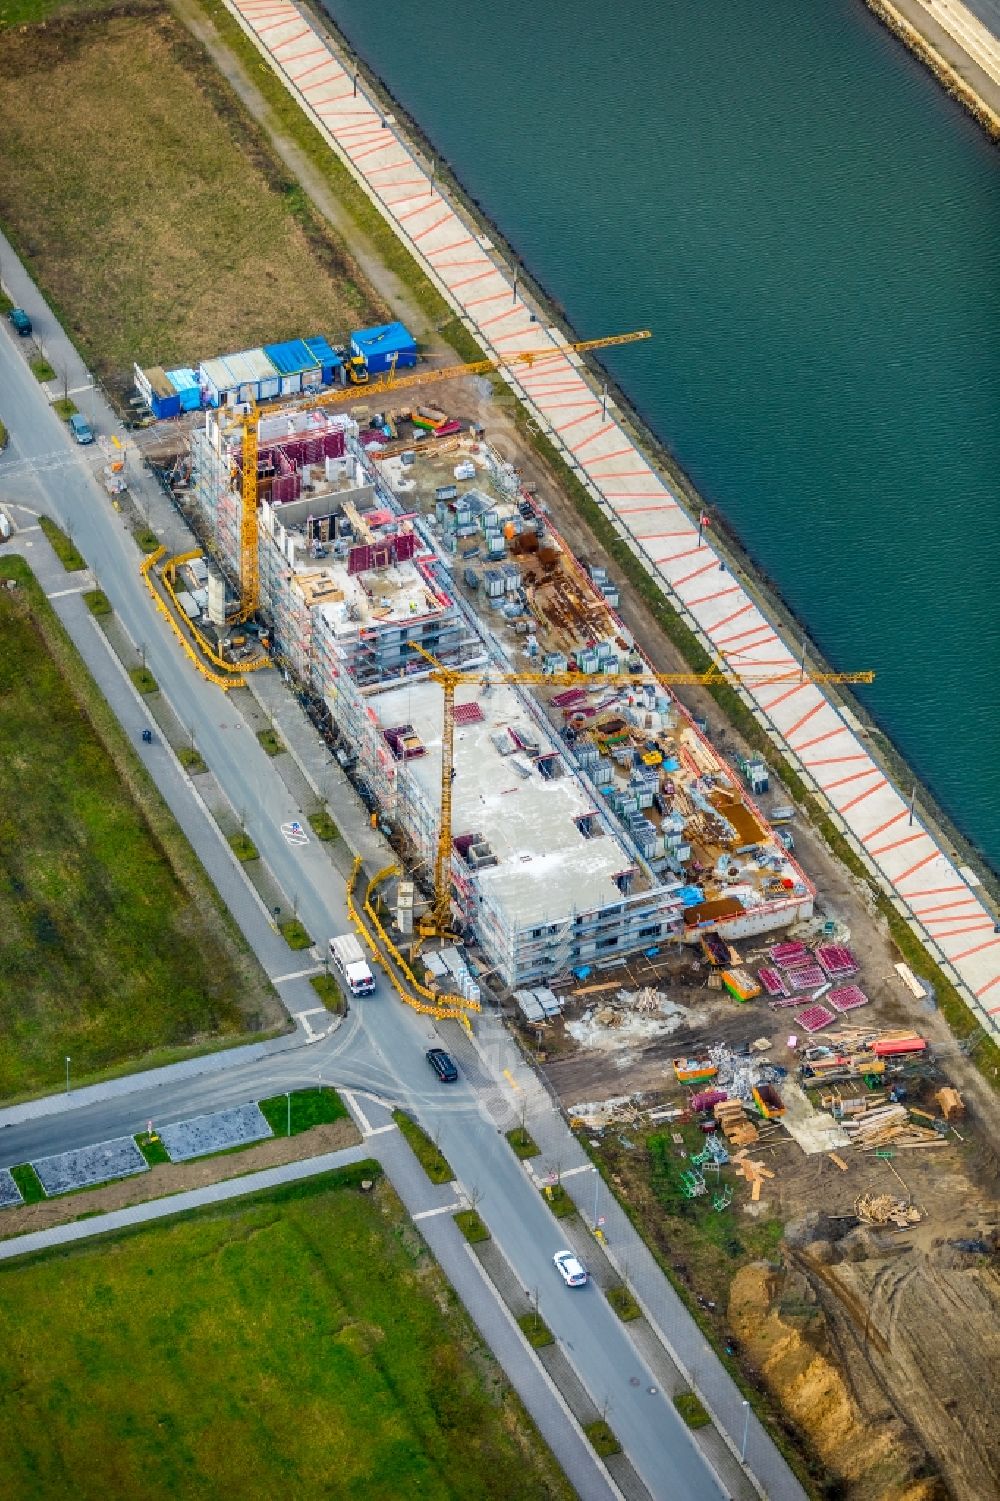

[798,1027,929,1088]
[854,1192,922,1228]
[566,989,700,1050]
[703,1041,787,1104]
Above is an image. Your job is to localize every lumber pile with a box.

[843,1104,944,1150]
[732,1149,775,1202]
[713,1098,758,1148]
[855,1192,921,1229]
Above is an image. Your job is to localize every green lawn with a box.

[82,589,111,616]
[9,1163,45,1204]
[583,1420,621,1459]
[517,1311,554,1349]
[256,727,285,757]
[674,1391,711,1430]
[279,917,313,950]
[606,1284,641,1322]
[310,971,344,1010]
[506,1125,540,1159]
[393,1111,453,1185]
[258,1087,347,1138]
[541,1182,577,1219]
[308,808,339,841]
[228,831,259,862]
[453,1209,490,1244]
[135,1132,170,1166]
[0,1172,571,1501]
[38,515,85,571]
[0,558,278,1100]
[129,665,158,694]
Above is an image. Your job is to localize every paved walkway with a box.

[224,0,1000,1031]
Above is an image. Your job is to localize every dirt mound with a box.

[730,1263,932,1500]
[731,1234,1000,1501]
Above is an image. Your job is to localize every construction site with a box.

[150,331,835,995]
[141,331,999,1501]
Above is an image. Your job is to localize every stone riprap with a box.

[159,1102,273,1162]
[0,1169,23,1209]
[32,1136,148,1196]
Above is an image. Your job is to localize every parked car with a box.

[553,1250,588,1287]
[68,413,94,445]
[426,1047,458,1083]
[7,307,31,336]
[776,828,795,852]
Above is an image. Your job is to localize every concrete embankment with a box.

[862,0,1000,139]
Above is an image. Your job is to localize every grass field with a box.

[0,1,386,393]
[0,557,279,1099]
[0,1171,571,1500]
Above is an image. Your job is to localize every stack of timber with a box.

[843,1103,945,1151]
[714,1097,758,1148]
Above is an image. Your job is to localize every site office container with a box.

[134,364,181,420]
[263,336,342,396]
[350,321,417,375]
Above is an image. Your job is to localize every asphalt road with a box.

[0,251,803,1501]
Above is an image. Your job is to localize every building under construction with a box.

[184,398,814,987]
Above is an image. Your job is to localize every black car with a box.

[426,1047,458,1083]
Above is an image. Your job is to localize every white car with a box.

[553,1249,588,1287]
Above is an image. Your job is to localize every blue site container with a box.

[350,321,417,375]
[264,336,342,395]
[303,334,342,385]
[166,367,202,412]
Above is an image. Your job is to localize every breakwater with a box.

[863,0,1000,139]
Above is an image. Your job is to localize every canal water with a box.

[324,0,1000,873]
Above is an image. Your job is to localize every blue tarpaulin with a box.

[677,885,705,907]
[166,367,202,412]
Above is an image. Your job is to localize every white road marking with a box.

[46,586,87,599]
[280,819,309,846]
[413,1201,461,1221]
[552,1163,594,1180]
[271,967,322,984]
[341,1089,372,1135]
[364,1123,396,1137]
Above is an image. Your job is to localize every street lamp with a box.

[65,1056,71,1094]
[741,1399,750,1463]
[286,1090,292,1138]
[592,1165,600,1230]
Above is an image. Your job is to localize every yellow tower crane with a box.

[407,645,874,940]
[228,330,651,621]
